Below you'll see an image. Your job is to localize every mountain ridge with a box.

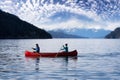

[0,10,52,39]
[48,30,85,38]
[49,28,111,38]
[105,27,120,38]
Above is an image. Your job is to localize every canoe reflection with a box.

[35,58,40,71]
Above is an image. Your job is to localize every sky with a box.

[0,0,120,31]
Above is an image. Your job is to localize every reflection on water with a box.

[0,39,120,80]
[33,56,77,71]
[25,56,77,80]
[35,58,40,71]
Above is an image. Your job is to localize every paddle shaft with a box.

[54,49,61,57]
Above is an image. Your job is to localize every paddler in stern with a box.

[61,43,68,52]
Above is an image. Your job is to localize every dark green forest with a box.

[0,10,52,39]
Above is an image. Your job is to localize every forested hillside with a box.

[0,10,52,39]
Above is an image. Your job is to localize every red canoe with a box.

[25,50,78,57]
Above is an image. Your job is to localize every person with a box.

[61,43,68,52]
[32,44,40,53]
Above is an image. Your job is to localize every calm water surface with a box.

[0,39,120,80]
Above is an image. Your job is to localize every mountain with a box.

[0,10,52,39]
[48,30,85,38]
[65,28,111,38]
[105,27,120,38]
[49,28,111,38]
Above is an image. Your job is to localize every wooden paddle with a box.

[54,45,64,58]
[54,49,62,57]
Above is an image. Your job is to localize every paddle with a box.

[54,46,64,58]
[54,49,61,58]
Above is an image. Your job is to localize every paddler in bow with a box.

[32,44,40,53]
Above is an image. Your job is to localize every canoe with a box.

[25,50,77,57]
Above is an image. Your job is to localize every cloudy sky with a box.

[0,0,120,30]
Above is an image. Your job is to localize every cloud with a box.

[0,0,120,31]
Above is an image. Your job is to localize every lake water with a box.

[0,39,120,80]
